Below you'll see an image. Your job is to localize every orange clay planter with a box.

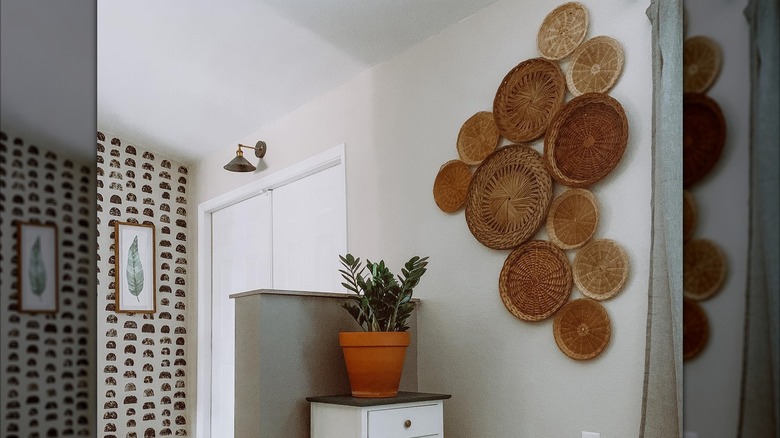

[339,331,410,398]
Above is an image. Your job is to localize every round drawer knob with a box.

[404,420,412,429]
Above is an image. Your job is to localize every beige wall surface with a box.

[194,0,654,436]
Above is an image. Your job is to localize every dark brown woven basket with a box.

[546,188,599,249]
[457,111,500,165]
[493,58,566,143]
[544,92,629,188]
[684,238,726,301]
[499,240,572,321]
[433,160,472,213]
[573,239,629,301]
[683,93,726,188]
[465,145,553,250]
[683,190,697,242]
[537,2,589,61]
[683,297,709,360]
[553,298,611,360]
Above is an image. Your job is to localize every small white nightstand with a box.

[307,392,451,438]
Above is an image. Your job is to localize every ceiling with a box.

[3,0,500,165]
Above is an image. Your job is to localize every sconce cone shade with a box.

[224,149,256,172]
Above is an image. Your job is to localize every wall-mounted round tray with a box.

[537,2,589,60]
[683,190,697,242]
[465,145,552,249]
[433,160,472,213]
[683,36,722,93]
[684,238,726,301]
[457,111,500,165]
[573,239,629,301]
[683,297,709,361]
[546,188,599,250]
[683,93,726,188]
[566,35,624,96]
[499,240,572,321]
[553,298,611,360]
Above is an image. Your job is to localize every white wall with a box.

[193,0,654,436]
[682,1,751,437]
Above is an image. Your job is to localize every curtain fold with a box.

[739,0,780,436]
[641,1,683,437]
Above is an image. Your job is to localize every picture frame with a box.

[17,222,59,313]
[115,221,157,313]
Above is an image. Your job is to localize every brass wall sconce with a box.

[223,141,267,172]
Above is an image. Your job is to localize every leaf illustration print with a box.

[29,236,47,299]
[126,235,145,301]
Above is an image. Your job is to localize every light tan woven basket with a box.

[553,298,611,360]
[544,92,629,188]
[566,35,625,96]
[684,239,727,301]
[684,93,726,188]
[683,297,709,361]
[457,111,500,165]
[683,190,697,242]
[433,160,472,213]
[537,2,589,60]
[493,58,566,143]
[573,239,630,301]
[546,188,599,250]
[499,240,573,321]
[465,145,553,249]
[683,36,722,93]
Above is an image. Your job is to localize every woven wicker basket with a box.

[683,36,722,93]
[684,238,726,301]
[544,93,629,188]
[465,145,552,249]
[684,93,726,187]
[553,298,611,360]
[546,188,599,250]
[566,35,624,96]
[537,2,589,60]
[683,297,709,360]
[573,239,629,301]
[457,111,500,165]
[493,58,566,143]
[433,160,472,213]
[683,190,697,243]
[499,240,572,321]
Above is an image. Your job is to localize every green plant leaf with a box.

[28,236,47,298]
[126,236,145,301]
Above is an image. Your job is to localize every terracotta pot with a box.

[339,331,410,398]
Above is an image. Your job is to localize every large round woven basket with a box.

[573,239,630,301]
[433,160,472,213]
[537,2,589,60]
[683,190,697,242]
[465,145,552,249]
[566,35,624,96]
[684,239,726,301]
[684,93,726,188]
[457,111,500,165]
[683,297,709,361]
[544,93,629,188]
[499,240,573,321]
[683,36,722,93]
[553,298,611,360]
[493,58,566,143]
[546,188,599,250]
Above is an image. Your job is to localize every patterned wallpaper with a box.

[0,130,95,437]
[96,132,191,438]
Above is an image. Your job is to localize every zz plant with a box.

[339,254,429,332]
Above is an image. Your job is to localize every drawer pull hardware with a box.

[404,419,412,428]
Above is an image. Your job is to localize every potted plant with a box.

[338,253,429,397]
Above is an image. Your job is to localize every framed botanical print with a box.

[115,221,156,313]
[17,222,59,313]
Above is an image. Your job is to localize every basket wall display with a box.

[493,58,567,143]
[683,93,726,187]
[457,111,500,165]
[683,190,697,242]
[546,188,599,250]
[683,297,709,360]
[537,2,589,60]
[684,238,727,301]
[499,240,573,321]
[553,298,611,360]
[566,35,625,96]
[433,160,473,213]
[573,239,630,301]
[544,92,629,188]
[465,145,553,249]
[683,36,722,93]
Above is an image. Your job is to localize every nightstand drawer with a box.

[368,403,442,437]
